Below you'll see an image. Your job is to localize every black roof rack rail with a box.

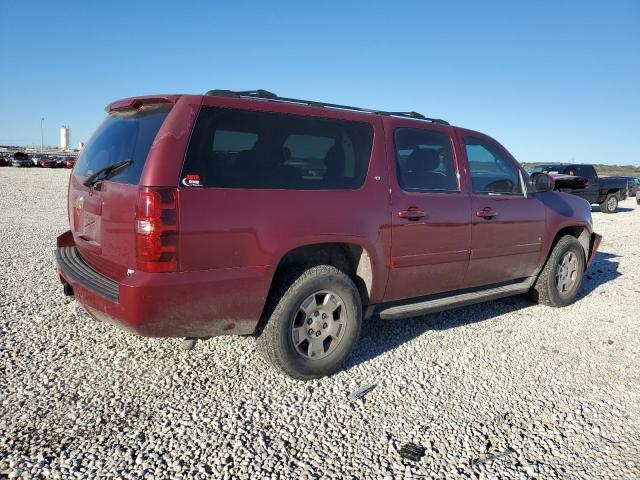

[205,89,278,99]
[204,89,450,125]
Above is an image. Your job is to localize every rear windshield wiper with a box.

[83,159,133,188]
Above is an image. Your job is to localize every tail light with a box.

[135,187,178,272]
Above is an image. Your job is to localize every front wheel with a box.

[600,193,618,213]
[530,235,585,307]
[257,265,362,380]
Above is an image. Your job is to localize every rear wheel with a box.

[257,265,362,379]
[600,193,618,213]
[530,235,585,307]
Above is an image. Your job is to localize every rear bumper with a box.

[587,233,602,268]
[55,245,271,337]
[55,247,119,302]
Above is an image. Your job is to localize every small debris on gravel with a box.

[471,447,516,466]
[398,442,426,462]
[1,168,640,479]
[347,383,377,402]
[181,337,198,350]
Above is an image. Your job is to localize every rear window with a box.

[74,104,171,184]
[181,107,374,189]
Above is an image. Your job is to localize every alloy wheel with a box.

[291,290,347,360]
[556,251,579,295]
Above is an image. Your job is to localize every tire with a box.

[530,235,585,307]
[600,193,618,213]
[257,265,362,379]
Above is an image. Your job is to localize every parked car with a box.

[56,90,602,379]
[62,157,76,169]
[38,157,57,168]
[529,164,628,213]
[0,154,11,167]
[605,176,640,197]
[12,152,32,167]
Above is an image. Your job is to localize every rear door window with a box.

[394,128,459,192]
[181,108,374,189]
[73,104,171,184]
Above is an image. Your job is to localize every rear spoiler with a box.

[105,95,181,113]
[549,174,589,190]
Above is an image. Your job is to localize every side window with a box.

[182,108,373,190]
[213,130,257,153]
[282,134,337,180]
[465,137,523,195]
[394,128,459,192]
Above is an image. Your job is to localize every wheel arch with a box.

[253,240,381,337]
[547,225,590,264]
[270,241,377,305]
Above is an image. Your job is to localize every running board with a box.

[377,278,536,320]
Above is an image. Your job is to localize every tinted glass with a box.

[576,165,597,181]
[74,105,171,184]
[465,137,523,195]
[394,128,458,192]
[531,165,563,174]
[181,108,373,189]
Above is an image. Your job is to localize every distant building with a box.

[60,126,70,151]
[78,141,85,150]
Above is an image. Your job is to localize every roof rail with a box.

[204,89,449,125]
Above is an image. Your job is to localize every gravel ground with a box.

[1,167,639,479]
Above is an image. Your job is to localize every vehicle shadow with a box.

[345,250,621,370]
[591,206,634,213]
[579,250,621,300]
[345,295,529,370]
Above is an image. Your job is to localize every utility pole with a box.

[40,117,44,153]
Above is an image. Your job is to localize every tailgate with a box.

[69,102,173,280]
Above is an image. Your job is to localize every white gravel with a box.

[1,167,639,479]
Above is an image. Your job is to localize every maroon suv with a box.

[55,90,602,379]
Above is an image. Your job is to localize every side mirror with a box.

[530,172,554,192]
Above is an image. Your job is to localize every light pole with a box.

[40,117,44,153]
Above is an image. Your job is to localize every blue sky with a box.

[1,1,638,165]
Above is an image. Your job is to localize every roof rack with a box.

[204,89,450,125]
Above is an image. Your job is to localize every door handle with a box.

[398,208,426,221]
[476,207,497,219]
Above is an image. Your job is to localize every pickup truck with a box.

[529,164,627,213]
[606,176,640,197]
